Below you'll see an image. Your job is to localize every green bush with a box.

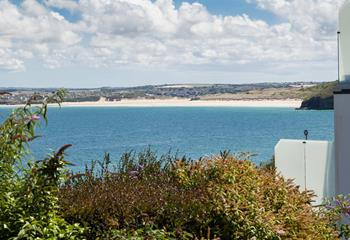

[104,227,191,240]
[0,90,84,239]
[60,149,337,239]
[320,195,350,238]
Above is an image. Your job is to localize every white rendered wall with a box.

[340,0,350,82]
[334,94,350,195]
[275,140,335,205]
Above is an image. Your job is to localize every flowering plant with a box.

[323,195,350,238]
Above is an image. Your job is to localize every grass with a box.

[199,81,337,101]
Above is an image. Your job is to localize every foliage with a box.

[0,90,85,239]
[60,149,337,239]
[260,155,276,171]
[104,226,192,240]
[321,195,350,239]
[298,81,337,110]
[298,81,337,100]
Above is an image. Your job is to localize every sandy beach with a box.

[55,98,302,108]
[0,98,303,108]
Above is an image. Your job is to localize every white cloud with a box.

[0,49,27,71]
[44,0,79,10]
[0,0,81,70]
[81,0,341,69]
[0,0,345,82]
[249,0,344,38]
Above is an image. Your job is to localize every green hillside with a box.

[298,81,337,110]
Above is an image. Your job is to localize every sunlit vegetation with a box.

[0,90,84,239]
[299,81,337,110]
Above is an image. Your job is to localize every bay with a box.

[0,107,333,171]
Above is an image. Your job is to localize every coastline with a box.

[59,98,302,108]
[0,98,303,108]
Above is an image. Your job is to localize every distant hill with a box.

[0,82,336,107]
[298,81,337,110]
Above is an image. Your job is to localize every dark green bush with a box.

[0,90,84,239]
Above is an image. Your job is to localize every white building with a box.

[275,0,350,205]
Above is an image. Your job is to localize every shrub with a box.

[320,195,350,238]
[104,227,191,240]
[0,90,84,239]
[60,150,337,239]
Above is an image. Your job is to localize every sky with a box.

[0,0,346,88]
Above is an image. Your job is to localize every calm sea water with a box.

[0,107,333,171]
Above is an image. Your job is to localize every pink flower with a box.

[276,229,287,236]
[30,115,40,121]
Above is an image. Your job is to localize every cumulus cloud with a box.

[0,0,345,78]
[81,0,342,68]
[0,49,25,71]
[44,0,79,10]
[249,0,344,38]
[0,0,81,70]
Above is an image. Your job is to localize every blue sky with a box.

[173,0,280,24]
[0,0,342,88]
[11,0,281,24]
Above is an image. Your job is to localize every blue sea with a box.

[0,107,333,171]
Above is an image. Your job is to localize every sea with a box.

[0,107,333,172]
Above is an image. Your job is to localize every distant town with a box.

[0,82,327,105]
